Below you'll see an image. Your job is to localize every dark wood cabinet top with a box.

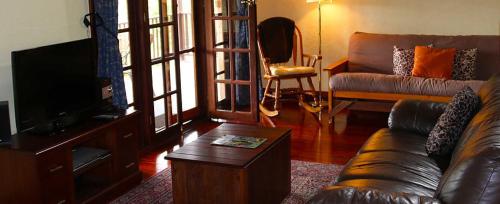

[2,109,140,154]
[165,123,291,167]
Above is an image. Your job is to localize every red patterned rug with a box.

[112,160,343,204]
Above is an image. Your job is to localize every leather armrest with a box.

[388,100,448,136]
[308,186,440,204]
[323,57,348,74]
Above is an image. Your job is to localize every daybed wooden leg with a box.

[274,79,281,110]
[329,96,335,124]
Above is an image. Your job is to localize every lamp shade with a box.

[306,0,333,3]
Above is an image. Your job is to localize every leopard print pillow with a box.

[393,46,414,76]
[452,48,478,80]
[426,86,481,156]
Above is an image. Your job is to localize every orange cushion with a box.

[412,46,456,79]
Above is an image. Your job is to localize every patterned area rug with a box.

[112,160,343,204]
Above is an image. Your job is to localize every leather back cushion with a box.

[436,74,500,203]
[347,32,500,80]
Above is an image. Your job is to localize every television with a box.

[12,39,101,133]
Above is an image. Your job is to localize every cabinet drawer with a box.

[37,149,73,203]
[37,149,71,178]
[117,135,138,178]
[42,176,72,204]
[115,120,139,178]
[118,158,138,178]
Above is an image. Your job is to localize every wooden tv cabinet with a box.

[0,110,142,203]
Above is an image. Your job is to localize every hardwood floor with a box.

[139,100,389,179]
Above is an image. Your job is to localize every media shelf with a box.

[0,109,142,204]
[72,146,112,176]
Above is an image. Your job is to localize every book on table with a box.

[211,135,267,149]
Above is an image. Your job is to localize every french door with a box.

[144,0,198,137]
[205,0,258,121]
[115,0,198,144]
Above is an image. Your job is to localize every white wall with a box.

[256,0,500,90]
[0,0,89,134]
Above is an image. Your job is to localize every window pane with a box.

[214,20,229,48]
[178,0,194,51]
[148,0,160,25]
[150,28,162,60]
[118,0,129,29]
[213,0,228,16]
[167,94,178,126]
[165,60,177,92]
[118,32,132,67]
[233,20,249,49]
[152,63,164,97]
[154,98,166,131]
[180,52,197,111]
[235,52,249,81]
[217,83,231,111]
[215,52,230,80]
[163,26,175,57]
[124,70,134,104]
[235,85,250,112]
[161,0,174,23]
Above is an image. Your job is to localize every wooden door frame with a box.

[204,0,259,122]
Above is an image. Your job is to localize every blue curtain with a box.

[235,1,249,106]
[94,0,128,109]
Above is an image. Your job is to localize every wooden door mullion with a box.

[172,0,184,126]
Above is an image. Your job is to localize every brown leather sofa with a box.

[309,74,500,204]
[326,32,500,114]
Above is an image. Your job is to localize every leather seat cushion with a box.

[330,72,484,96]
[336,179,436,197]
[358,128,428,156]
[337,151,442,195]
[270,65,315,76]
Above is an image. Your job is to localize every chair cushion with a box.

[270,65,315,76]
[337,151,442,196]
[330,72,484,96]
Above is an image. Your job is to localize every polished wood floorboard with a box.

[139,101,389,179]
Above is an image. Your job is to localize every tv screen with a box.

[12,39,100,133]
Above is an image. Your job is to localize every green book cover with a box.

[211,135,267,149]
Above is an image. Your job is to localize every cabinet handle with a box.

[57,199,67,204]
[49,165,64,173]
[125,162,136,169]
[123,133,134,139]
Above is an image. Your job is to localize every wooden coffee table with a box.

[165,123,291,204]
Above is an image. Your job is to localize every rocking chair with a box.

[257,17,322,117]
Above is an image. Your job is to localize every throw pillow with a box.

[426,86,481,156]
[393,46,415,76]
[452,48,478,80]
[412,46,456,79]
[393,45,433,76]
